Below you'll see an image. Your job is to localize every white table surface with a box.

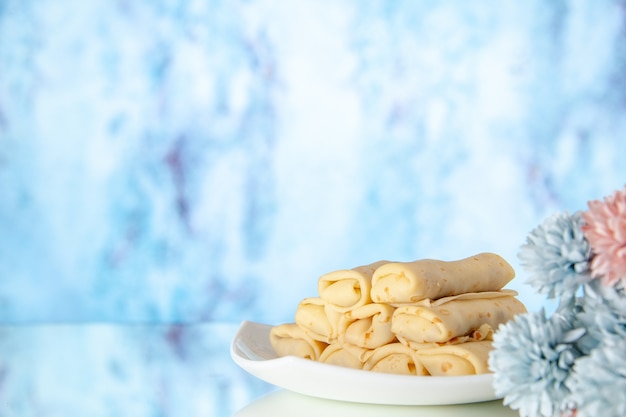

[235,389,519,417]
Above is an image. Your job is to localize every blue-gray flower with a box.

[518,211,592,300]
[575,280,626,354]
[566,338,626,417]
[490,310,585,417]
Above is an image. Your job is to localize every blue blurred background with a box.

[0,0,625,413]
[2,0,626,323]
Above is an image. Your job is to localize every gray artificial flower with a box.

[575,280,626,354]
[566,338,626,417]
[518,211,592,301]
[490,310,585,417]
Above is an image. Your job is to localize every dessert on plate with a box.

[270,252,527,376]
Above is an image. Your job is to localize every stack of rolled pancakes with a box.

[269,252,526,376]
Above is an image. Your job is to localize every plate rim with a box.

[230,320,501,405]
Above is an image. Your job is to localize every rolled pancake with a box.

[397,323,494,350]
[362,343,428,375]
[269,323,328,360]
[318,260,390,312]
[318,343,370,369]
[340,302,396,349]
[415,341,493,376]
[370,252,515,303]
[294,297,344,343]
[391,291,526,344]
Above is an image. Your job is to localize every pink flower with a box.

[581,186,626,287]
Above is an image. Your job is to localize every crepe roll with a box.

[362,343,428,375]
[370,252,515,303]
[391,291,526,344]
[269,323,328,360]
[318,260,390,312]
[318,343,369,370]
[397,323,494,350]
[340,302,396,349]
[415,341,493,376]
[294,297,344,344]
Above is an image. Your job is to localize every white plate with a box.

[230,321,501,406]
